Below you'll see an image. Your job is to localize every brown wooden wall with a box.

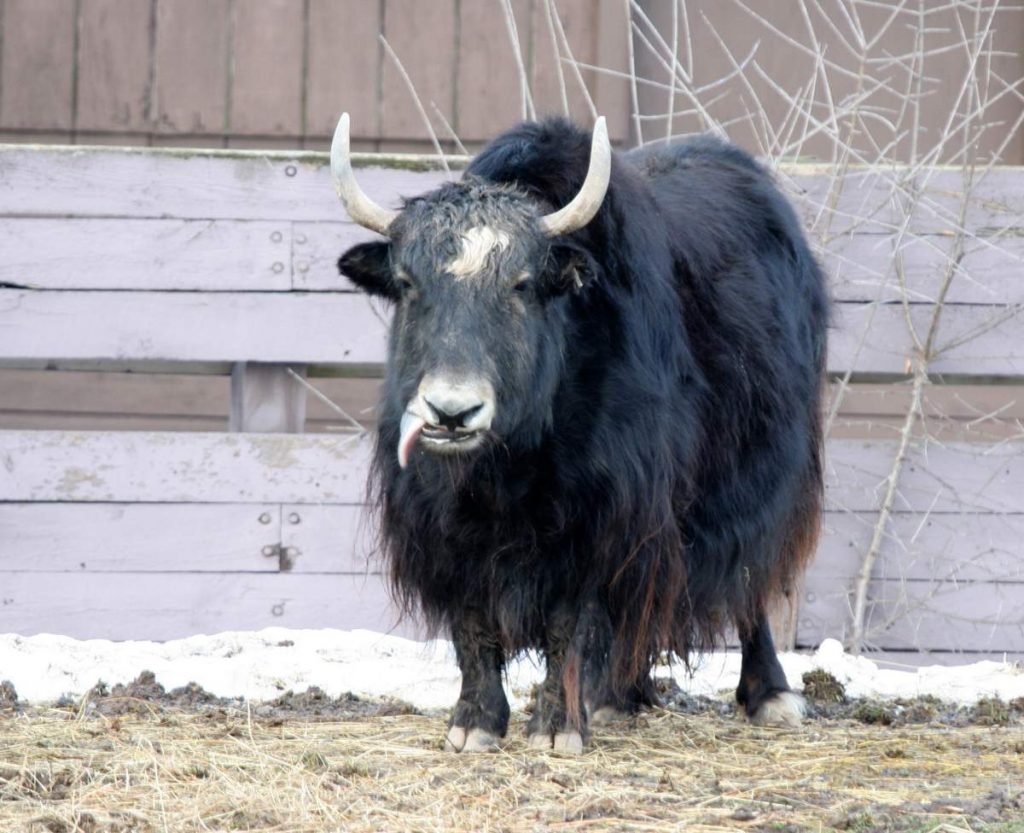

[1,0,1021,163]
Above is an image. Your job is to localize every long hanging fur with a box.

[355,118,828,697]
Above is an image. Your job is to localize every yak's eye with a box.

[512,271,532,293]
[394,268,415,292]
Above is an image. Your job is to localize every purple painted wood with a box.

[3,289,1021,377]
[0,431,372,504]
[0,572,416,641]
[0,502,281,573]
[799,574,1024,654]
[0,219,292,290]
[0,290,388,364]
[817,511,1024,583]
[825,234,1024,305]
[825,439,1024,515]
[5,430,1024,516]
[0,146,454,222]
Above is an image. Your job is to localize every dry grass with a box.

[2,704,1022,833]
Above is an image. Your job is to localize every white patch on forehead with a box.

[446,225,511,279]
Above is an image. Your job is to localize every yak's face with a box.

[339,180,593,468]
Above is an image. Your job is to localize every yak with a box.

[331,112,828,753]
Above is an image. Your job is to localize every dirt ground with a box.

[1,672,1022,833]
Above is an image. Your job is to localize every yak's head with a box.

[331,114,610,469]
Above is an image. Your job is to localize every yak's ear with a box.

[338,241,399,300]
[539,243,599,299]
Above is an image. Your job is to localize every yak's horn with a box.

[330,113,399,235]
[537,116,611,238]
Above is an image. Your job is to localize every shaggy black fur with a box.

[338,118,828,748]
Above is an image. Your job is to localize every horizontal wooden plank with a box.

[0,290,389,365]
[0,431,372,504]
[0,572,416,641]
[825,234,1024,305]
[799,574,1024,654]
[0,146,452,221]
[784,166,1024,237]
[3,145,1022,239]
[826,439,1024,514]
[6,431,1024,517]
[831,301,1024,377]
[818,511,1024,584]
[4,215,1022,308]
[293,222,381,291]
[0,219,294,290]
[0,503,282,573]
[2,290,1020,377]
[281,503,378,574]
[0,370,381,424]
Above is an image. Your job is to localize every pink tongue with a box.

[398,413,427,468]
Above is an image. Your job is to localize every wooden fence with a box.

[1,143,1023,664]
[1,0,1022,164]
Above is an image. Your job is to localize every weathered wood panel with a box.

[0,290,388,365]
[7,431,1024,516]
[0,0,75,131]
[152,0,230,136]
[230,0,303,138]
[0,219,292,290]
[4,145,1021,240]
[0,572,412,642]
[0,431,371,504]
[825,234,1024,305]
[7,214,1019,303]
[830,302,1024,377]
[305,0,381,144]
[379,0,456,140]
[530,0,598,125]
[229,363,307,433]
[4,289,1021,378]
[455,0,531,139]
[0,147,451,222]
[818,512,1024,583]
[292,221,381,290]
[825,440,1024,515]
[76,0,153,134]
[0,369,381,427]
[799,575,1024,653]
[0,503,282,573]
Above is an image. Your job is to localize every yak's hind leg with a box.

[445,611,510,753]
[735,614,804,728]
[527,605,587,753]
[582,603,658,724]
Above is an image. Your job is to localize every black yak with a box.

[332,112,828,753]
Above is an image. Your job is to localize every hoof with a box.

[589,705,629,725]
[748,691,805,728]
[445,726,499,753]
[527,730,584,754]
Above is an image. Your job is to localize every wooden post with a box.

[229,362,307,433]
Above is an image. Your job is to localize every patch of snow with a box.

[0,631,1021,709]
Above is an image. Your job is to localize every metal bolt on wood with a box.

[258,512,272,524]
[270,231,283,243]
[288,512,301,524]
[284,165,297,177]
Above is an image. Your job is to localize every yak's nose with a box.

[419,377,495,433]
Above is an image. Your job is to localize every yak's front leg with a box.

[527,605,587,753]
[736,613,805,728]
[445,610,510,753]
